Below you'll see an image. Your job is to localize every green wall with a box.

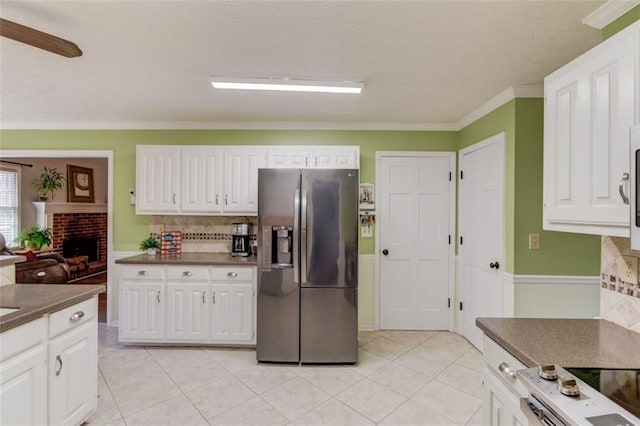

[457,99,601,276]
[0,129,456,254]
[602,4,640,40]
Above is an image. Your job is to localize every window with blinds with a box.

[0,166,20,244]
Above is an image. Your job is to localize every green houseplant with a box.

[139,236,160,255]
[16,225,53,250]
[32,166,65,201]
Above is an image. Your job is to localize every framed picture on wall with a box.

[67,165,95,203]
[359,183,375,210]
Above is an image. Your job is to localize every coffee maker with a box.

[231,223,252,257]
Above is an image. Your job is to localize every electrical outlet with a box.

[621,255,639,285]
[528,233,540,250]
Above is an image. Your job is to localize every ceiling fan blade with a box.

[0,18,82,58]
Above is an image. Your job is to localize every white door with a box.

[224,147,267,213]
[166,283,209,341]
[136,146,180,213]
[119,282,164,340]
[210,284,254,343]
[48,322,97,426]
[378,152,455,330]
[458,133,505,350]
[181,147,224,213]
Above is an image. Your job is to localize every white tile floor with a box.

[86,326,483,425]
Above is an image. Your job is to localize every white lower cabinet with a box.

[482,335,527,426]
[119,264,256,345]
[1,297,99,426]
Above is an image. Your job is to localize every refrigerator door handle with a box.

[301,189,308,285]
[293,189,300,283]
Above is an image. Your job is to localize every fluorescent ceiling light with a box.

[211,77,363,94]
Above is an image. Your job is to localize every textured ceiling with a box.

[0,0,603,129]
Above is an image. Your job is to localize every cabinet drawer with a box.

[120,265,164,280]
[167,266,210,281]
[49,297,97,339]
[210,267,254,282]
[0,317,47,362]
[483,335,527,396]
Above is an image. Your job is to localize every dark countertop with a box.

[0,284,105,332]
[115,252,257,266]
[477,317,640,369]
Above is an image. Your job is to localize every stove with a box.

[518,365,640,426]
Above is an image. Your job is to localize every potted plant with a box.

[32,166,65,201]
[139,236,160,256]
[15,225,53,250]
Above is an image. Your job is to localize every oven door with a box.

[631,125,640,250]
[520,396,567,426]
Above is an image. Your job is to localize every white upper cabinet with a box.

[266,146,360,169]
[543,21,639,236]
[224,147,267,213]
[181,147,224,213]
[136,145,180,213]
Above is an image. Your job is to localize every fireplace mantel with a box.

[33,202,108,228]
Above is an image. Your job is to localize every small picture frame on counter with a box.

[160,231,182,255]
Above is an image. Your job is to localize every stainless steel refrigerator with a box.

[257,168,358,363]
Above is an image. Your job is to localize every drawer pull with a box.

[55,355,63,376]
[498,362,516,379]
[138,270,148,276]
[227,272,238,278]
[183,271,193,277]
[69,311,85,322]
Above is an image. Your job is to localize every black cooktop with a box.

[567,368,640,419]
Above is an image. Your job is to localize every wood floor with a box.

[71,272,107,322]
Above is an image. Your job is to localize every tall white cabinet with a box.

[543,20,639,236]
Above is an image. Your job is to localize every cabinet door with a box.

[166,283,210,341]
[119,282,164,341]
[266,147,310,168]
[224,147,267,213]
[0,346,47,426]
[483,370,526,426]
[181,147,224,213]
[48,321,97,426]
[311,147,359,169]
[544,27,636,235]
[136,145,180,213]
[210,283,254,343]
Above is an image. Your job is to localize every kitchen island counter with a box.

[476,317,640,369]
[116,252,257,266]
[0,283,105,332]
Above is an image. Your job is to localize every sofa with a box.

[0,232,70,284]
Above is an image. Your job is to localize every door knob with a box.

[490,261,500,270]
[382,249,389,256]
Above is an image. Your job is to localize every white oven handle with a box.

[520,396,566,426]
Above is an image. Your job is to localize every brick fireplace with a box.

[33,202,108,279]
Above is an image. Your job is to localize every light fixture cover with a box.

[210,77,363,94]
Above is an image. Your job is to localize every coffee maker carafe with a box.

[231,223,252,257]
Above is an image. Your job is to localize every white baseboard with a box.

[358,324,376,331]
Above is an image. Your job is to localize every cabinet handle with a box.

[315,156,318,167]
[212,292,216,304]
[172,193,176,204]
[619,172,630,205]
[157,291,161,303]
[202,291,206,304]
[138,270,148,276]
[55,355,63,376]
[216,194,219,205]
[498,362,516,379]
[227,272,238,278]
[69,311,85,323]
[225,194,228,205]
[305,156,308,167]
[183,271,193,277]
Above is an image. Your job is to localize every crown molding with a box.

[455,85,543,130]
[583,0,640,29]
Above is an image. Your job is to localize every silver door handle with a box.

[293,189,300,283]
[55,355,63,376]
[183,271,193,277]
[227,272,238,278]
[619,173,630,205]
[69,311,85,322]
[301,189,308,284]
[498,362,516,379]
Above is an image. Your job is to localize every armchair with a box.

[15,252,71,284]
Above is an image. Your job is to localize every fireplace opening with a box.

[63,236,99,262]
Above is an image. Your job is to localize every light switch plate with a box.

[620,255,639,285]
[528,233,540,250]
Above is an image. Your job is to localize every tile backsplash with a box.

[601,236,640,333]
[149,216,256,253]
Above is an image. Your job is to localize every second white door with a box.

[378,152,455,330]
